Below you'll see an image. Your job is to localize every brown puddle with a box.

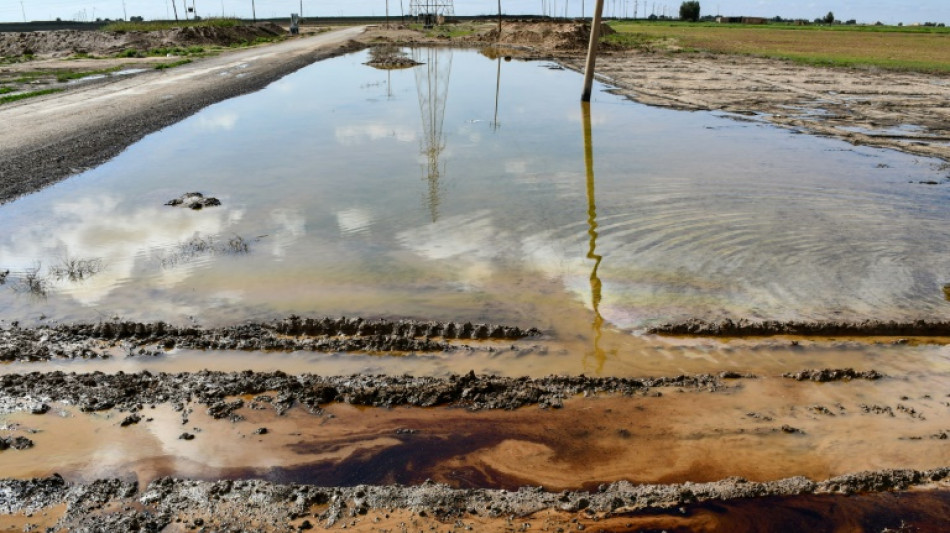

[317,490,950,533]
[2,376,947,491]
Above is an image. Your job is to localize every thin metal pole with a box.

[251,0,256,21]
[581,0,605,101]
[172,0,179,20]
[19,1,26,22]
[497,0,502,34]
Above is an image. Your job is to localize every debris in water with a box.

[165,192,221,210]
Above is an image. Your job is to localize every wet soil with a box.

[3,21,950,530]
[0,317,540,362]
[648,318,950,338]
[1,471,947,532]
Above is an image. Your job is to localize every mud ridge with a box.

[0,316,541,361]
[3,468,948,530]
[783,368,886,382]
[648,318,950,337]
[0,371,732,414]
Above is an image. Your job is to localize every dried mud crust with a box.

[561,51,950,162]
[1,469,948,531]
[0,371,733,414]
[648,318,950,337]
[0,317,541,361]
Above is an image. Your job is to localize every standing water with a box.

[0,48,948,344]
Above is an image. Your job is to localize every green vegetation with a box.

[0,87,13,95]
[154,59,193,70]
[115,45,206,59]
[102,18,239,32]
[607,21,950,72]
[55,67,121,82]
[228,36,283,48]
[0,88,63,105]
[409,22,480,39]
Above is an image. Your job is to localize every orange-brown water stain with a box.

[1,373,947,490]
[248,489,950,532]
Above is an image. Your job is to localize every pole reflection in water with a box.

[581,102,606,372]
[492,56,501,131]
[413,48,453,222]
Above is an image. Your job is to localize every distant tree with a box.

[130,16,144,22]
[845,19,856,25]
[679,1,700,22]
[823,11,835,24]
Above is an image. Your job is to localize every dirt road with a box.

[0,25,365,204]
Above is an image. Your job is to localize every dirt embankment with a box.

[0,23,287,57]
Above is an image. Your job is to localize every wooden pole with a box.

[251,0,256,21]
[581,0,605,101]
[172,0,179,20]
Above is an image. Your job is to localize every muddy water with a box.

[0,48,948,340]
[2,373,948,489]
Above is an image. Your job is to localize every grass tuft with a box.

[0,88,63,105]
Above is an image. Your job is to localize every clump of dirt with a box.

[0,23,286,58]
[365,45,422,69]
[783,368,886,382]
[0,435,33,451]
[164,191,221,209]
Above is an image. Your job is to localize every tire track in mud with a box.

[0,316,541,362]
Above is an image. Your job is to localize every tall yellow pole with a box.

[581,0,605,101]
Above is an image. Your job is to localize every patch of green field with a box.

[0,88,63,105]
[102,18,239,32]
[0,86,14,94]
[55,67,122,82]
[607,21,950,72]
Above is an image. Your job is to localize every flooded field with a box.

[1,44,949,530]
[1,48,949,337]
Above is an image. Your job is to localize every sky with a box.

[1,1,945,25]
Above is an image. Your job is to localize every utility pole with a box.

[181,0,188,20]
[251,0,256,21]
[581,0,605,101]
[386,0,390,27]
[300,0,303,19]
[122,0,127,20]
[497,0,502,34]
[19,1,26,22]
[172,0,179,20]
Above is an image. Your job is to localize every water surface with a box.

[1,47,948,342]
